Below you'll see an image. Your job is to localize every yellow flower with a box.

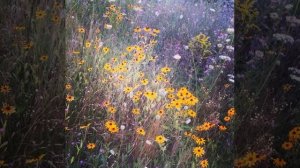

[51,15,60,23]
[0,85,11,94]
[107,106,116,113]
[155,135,166,144]
[40,55,48,61]
[144,27,151,32]
[85,41,91,48]
[219,125,227,131]
[102,47,110,54]
[193,146,205,157]
[281,141,293,150]
[166,87,175,93]
[132,108,140,115]
[224,116,231,122]
[132,95,140,102]
[200,159,208,168]
[144,91,157,100]
[66,94,74,102]
[153,28,160,34]
[136,127,146,136]
[273,158,286,167]
[161,66,171,73]
[227,107,235,117]
[1,103,16,115]
[108,124,119,133]
[78,27,85,33]
[87,67,93,72]
[105,120,117,129]
[157,109,164,116]
[187,109,197,118]
[134,27,142,33]
[244,152,258,167]
[126,46,134,52]
[36,10,46,19]
[140,79,149,85]
[124,87,133,93]
[65,83,72,90]
[87,143,96,150]
[195,137,206,145]
[104,63,112,71]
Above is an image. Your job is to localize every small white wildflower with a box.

[219,55,231,61]
[255,50,264,58]
[184,45,189,50]
[208,65,214,70]
[226,28,234,34]
[273,33,294,44]
[183,106,189,110]
[185,118,191,124]
[209,8,216,12]
[225,39,231,43]
[159,88,167,96]
[104,24,112,30]
[129,91,134,98]
[173,54,181,60]
[226,45,234,51]
[270,12,279,20]
[179,14,183,19]
[146,140,152,145]
[217,44,223,48]
[155,115,161,120]
[290,74,300,82]
[155,11,160,16]
[285,4,293,10]
[110,150,115,155]
[120,125,125,130]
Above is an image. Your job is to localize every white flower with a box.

[173,54,181,60]
[184,45,189,50]
[226,45,234,51]
[155,115,161,120]
[255,50,264,58]
[208,65,214,70]
[209,8,216,12]
[129,91,134,98]
[217,44,223,48]
[159,88,167,96]
[226,28,234,34]
[179,15,183,19]
[120,125,125,130]
[146,140,152,145]
[104,24,112,30]
[285,4,293,10]
[290,74,300,82]
[270,12,279,20]
[110,150,115,155]
[225,39,231,43]
[183,106,189,110]
[155,11,160,16]
[185,118,191,124]
[219,55,231,61]
[273,33,294,44]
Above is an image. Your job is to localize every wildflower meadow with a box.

[0,0,300,168]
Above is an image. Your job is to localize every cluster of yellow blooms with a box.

[184,132,206,145]
[234,152,266,167]
[0,85,16,116]
[104,4,125,23]
[281,126,300,151]
[105,120,119,133]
